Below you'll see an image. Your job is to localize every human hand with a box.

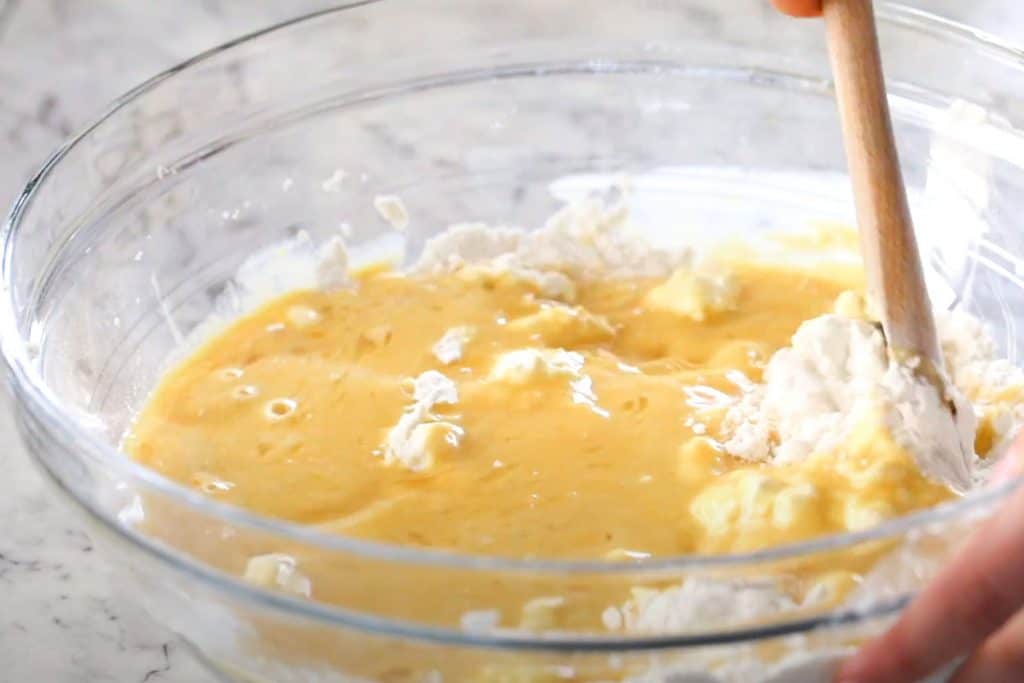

[836,437,1024,682]
[771,0,822,18]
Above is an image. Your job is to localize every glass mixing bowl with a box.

[4,2,1024,681]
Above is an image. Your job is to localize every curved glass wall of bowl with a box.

[3,2,1024,682]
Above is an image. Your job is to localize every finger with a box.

[771,0,823,18]
[836,453,1024,682]
[951,608,1024,682]
[987,439,1024,487]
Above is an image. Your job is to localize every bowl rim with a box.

[3,0,1024,647]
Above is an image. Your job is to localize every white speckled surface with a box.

[1,2,1023,682]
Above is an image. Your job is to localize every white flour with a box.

[487,348,585,384]
[378,370,462,471]
[431,326,475,365]
[723,314,977,492]
[411,196,691,288]
[603,578,800,634]
[939,310,1024,468]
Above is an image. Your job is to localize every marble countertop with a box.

[2,2,1024,682]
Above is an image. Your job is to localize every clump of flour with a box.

[601,578,800,634]
[938,310,1024,465]
[412,195,692,299]
[432,326,475,365]
[722,314,977,492]
[379,371,463,472]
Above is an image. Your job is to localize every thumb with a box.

[988,432,1024,486]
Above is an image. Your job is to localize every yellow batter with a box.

[125,254,954,561]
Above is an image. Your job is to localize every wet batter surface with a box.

[125,257,952,560]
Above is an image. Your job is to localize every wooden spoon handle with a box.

[823,0,942,367]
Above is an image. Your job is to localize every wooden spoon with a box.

[823,0,942,368]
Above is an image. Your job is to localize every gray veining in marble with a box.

[2,2,1024,682]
